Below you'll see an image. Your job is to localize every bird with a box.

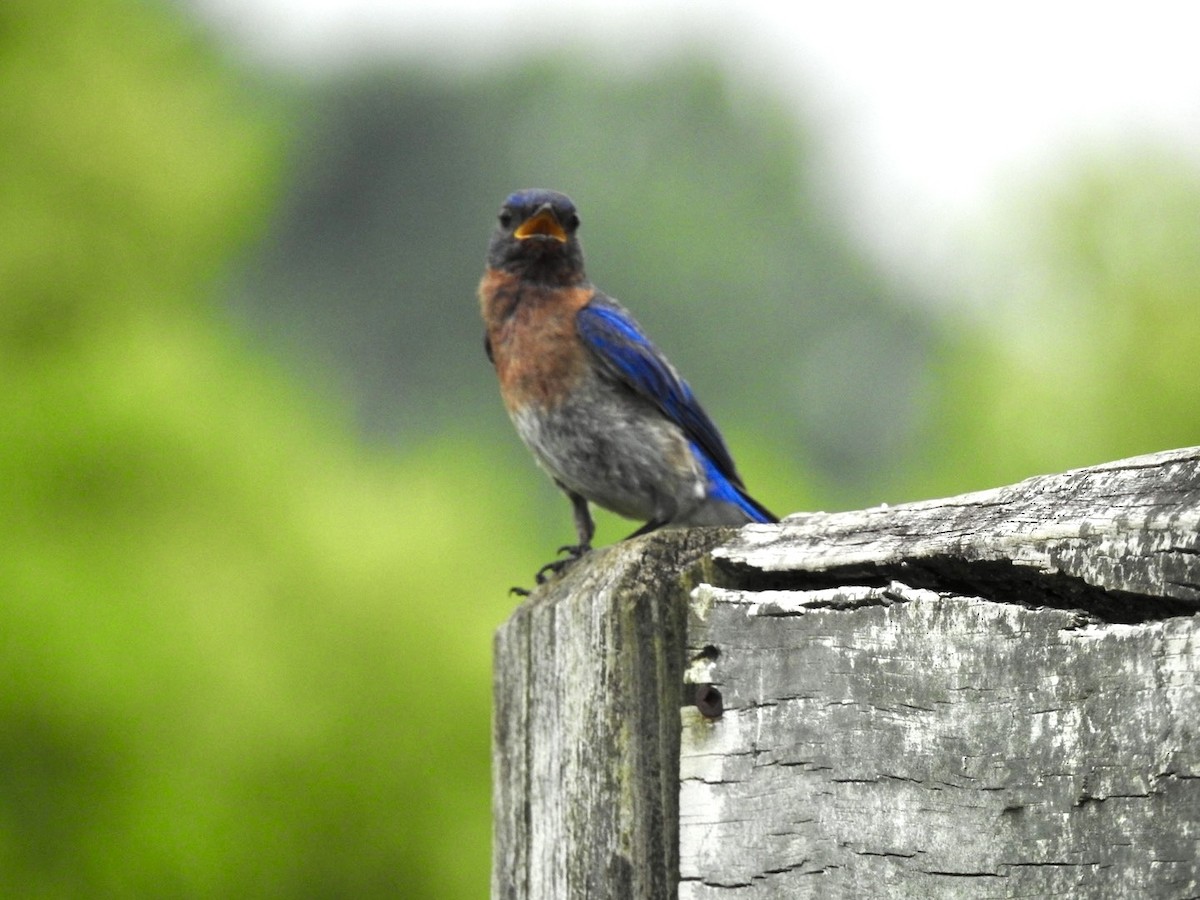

[479,189,777,591]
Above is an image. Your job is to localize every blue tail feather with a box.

[690,443,776,524]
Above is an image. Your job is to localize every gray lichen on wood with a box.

[493,447,1200,899]
[681,586,1199,897]
[683,448,1200,898]
[717,446,1200,621]
[493,528,729,900]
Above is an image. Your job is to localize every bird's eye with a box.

[566,213,580,230]
[498,210,514,228]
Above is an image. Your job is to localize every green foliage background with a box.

[2,1,1197,896]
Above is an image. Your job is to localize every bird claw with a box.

[507,545,592,597]
[534,543,591,584]
[534,560,570,584]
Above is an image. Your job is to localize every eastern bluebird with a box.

[479,189,776,589]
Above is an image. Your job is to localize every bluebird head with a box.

[486,189,586,284]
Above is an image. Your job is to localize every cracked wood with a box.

[718,446,1200,621]
[493,447,1200,899]
[680,585,1199,897]
[683,447,1200,898]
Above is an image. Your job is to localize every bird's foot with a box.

[535,543,591,584]
[507,544,592,596]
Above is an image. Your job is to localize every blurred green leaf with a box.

[905,145,1200,500]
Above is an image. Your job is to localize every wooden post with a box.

[493,448,1200,899]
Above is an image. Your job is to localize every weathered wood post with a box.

[493,447,1200,899]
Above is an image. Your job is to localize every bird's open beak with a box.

[514,207,567,242]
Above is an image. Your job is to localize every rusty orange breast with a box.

[479,269,596,412]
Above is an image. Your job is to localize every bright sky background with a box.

[190,0,1200,285]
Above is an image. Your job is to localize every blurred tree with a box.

[227,59,937,497]
[914,146,1200,497]
[0,1,530,897]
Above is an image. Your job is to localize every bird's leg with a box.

[563,487,595,555]
[533,487,594,584]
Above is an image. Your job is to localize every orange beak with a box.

[513,207,567,242]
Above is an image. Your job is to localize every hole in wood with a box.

[694,684,723,718]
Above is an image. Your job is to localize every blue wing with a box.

[576,295,744,488]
